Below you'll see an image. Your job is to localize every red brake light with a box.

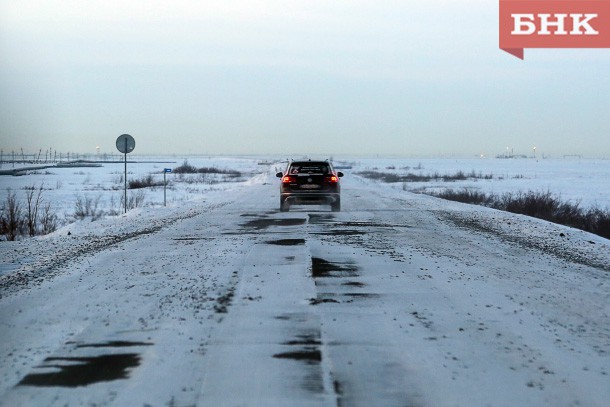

[328,175,338,183]
[282,176,293,183]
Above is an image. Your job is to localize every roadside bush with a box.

[128,174,163,189]
[122,190,146,210]
[0,185,58,241]
[0,190,24,241]
[173,160,198,174]
[25,183,45,236]
[431,188,610,240]
[74,194,103,220]
[39,202,58,235]
[586,208,610,239]
[433,188,492,205]
[173,160,241,177]
[357,170,494,183]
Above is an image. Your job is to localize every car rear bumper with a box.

[281,192,340,205]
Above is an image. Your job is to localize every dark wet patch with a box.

[283,334,322,346]
[274,330,325,393]
[302,372,324,393]
[343,293,379,298]
[274,313,310,322]
[311,257,359,278]
[334,380,344,395]
[343,293,380,303]
[283,330,322,349]
[273,350,322,364]
[240,213,263,217]
[342,281,366,287]
[337,221,409,228]
[312,230,367,236]
[308,214,335,224]
[72,341,153,348]
[310,297,340,305]
[285,256,296,261]
[18,354,140,387]
[266,239,305,246]
[172,237,212,241]
[241,218,306,230]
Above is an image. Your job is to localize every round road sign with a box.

[116,134,136,154]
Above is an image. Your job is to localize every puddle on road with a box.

[18,354,141,388]
[273,350,322,364]
[266,239,306,246]
[241,218,306,230]
[311,257,359,278]
[18,340,153,388]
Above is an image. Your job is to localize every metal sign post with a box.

[163,168,172,206]
[115,134,136,214]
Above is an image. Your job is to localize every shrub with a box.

[431,188,610,240]
[434,188,491,205]
[39,202,58,235]
[122,190,146,210]
[74,194,103,220]
[25,183,45,236]
[128,174,163,189]
[173,160,241,177]
[0,190,24,241]
[356,170,493,183]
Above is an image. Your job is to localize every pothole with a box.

[311,257,359,278]
[241,218,306,230]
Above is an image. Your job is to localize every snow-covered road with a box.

[1,171,609,406]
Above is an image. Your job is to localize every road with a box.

[1,172,609,406]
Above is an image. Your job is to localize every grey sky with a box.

[1,0,609,158]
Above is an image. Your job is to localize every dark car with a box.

[275,160,344,212]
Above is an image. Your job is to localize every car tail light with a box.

[326,175,339,183]
[282,176,293,183]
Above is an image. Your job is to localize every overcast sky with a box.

[1,0,609,158]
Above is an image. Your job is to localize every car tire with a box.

[280,199,290,212]
[331,199,341,212]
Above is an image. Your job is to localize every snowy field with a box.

[0,156,269,231]
[1,156,608,236]
[347,157,610,210]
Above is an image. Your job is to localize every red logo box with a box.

[499,0,610,59]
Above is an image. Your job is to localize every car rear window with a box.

[288,163,330,175]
